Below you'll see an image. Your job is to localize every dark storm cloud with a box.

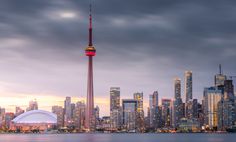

[0,0,236,115]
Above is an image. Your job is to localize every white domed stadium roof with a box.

[12,110,57,124]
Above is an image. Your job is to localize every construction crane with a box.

[228,76,236,80]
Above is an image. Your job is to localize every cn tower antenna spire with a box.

[89,2,93,46]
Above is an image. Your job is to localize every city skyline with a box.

[1,0,236,117]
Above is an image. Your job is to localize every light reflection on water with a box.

[0,133,235,142]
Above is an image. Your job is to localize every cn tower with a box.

[85,3,96,131]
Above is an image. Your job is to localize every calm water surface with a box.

[0,133,235,142]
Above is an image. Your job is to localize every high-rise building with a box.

[149,91,161,129]
[152,91,161,128]
[110,87,121,130]
[186,100,193,119]
[71,103,75,118]
[215,64,226,87]
[110,107,122,130]
[94,105,100,128]
[122,99,137,131]
[149,94,154,128]
[173,78,184,128]
[110,87,120,110]
[73,101,86,130]
[185,71,193,118]
[161,99,171,127]
[192,99,198,119]
[26,99,38,111]
[185,71,193,103]
[218,79,235,130]
[134,92,144,114]
[5,112,14,129]
[198,102,205,128]
[0,108,5,128]
[203,87,222,130]
[64,97,72,122]
[85,4,96,131]
[52,105,64,128]
[174,78,181,100]
[15,107,24,117]
[134,92,145,131]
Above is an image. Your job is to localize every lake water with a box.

[0,133,235,142]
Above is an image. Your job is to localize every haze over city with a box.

[0,0,236,116]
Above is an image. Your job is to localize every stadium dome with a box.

[12,110,57,124]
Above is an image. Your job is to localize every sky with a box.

[0,0,236,116]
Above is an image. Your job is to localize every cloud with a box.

[0,0,236,116]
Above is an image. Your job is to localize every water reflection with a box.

[0,133,235,142]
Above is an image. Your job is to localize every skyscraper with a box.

[149,94,154,128]
[26,99,38,111]
[110,87,121,130]
[174,78,181,100]
[220,80,235,130]
[215,64,226,87]
[85,4,96,131]
[122,99,137,131]
[149,91,161,129]
[94,105,100,128]
[134,92,145,131]
[173,78,184,128]
[73,101,86,131]
[110,87,120,111]
[185,71,193,103]
[15,107,24,117]
[192,99,198,119]
[161,99,171,127]
[185,71,193,118]
[52,105,64,128]
[64,96,72,126]
[203,87,222,130]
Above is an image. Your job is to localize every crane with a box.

[228,76,236,80]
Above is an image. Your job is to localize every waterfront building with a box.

[64,96,72,127]
[161,99,171,127]
[122,99,137,131]
[110,87,121,129]
[110,107,122,130]
[203,87,222,130]
[134,92,145,131]
[150,91,161,129]
[100,116,111,130]
[94,105,100,127]
[0,108,5,129]
[11,110,57,132]
[218,80,235,130]
[185,71,193,103]
[173,78,184,128]
[185,71,193,118]
[52,105,64,128]
[198,102,205,127]
[178,118,200,132]
[149,94,154,128]
[192,99,198,119]
[5,112,14,129]
[73,101,86,130]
